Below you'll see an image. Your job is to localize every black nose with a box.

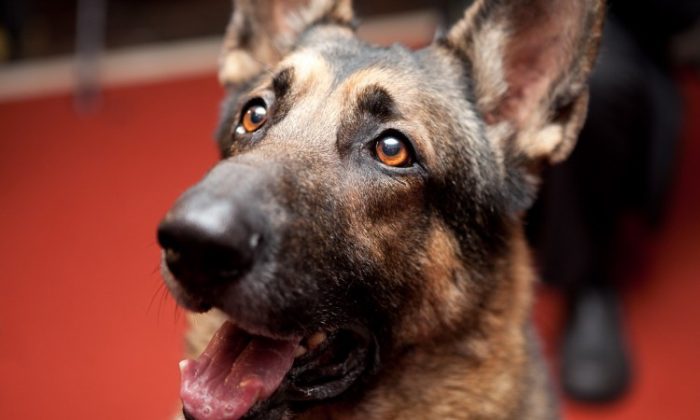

[157,188,259,289]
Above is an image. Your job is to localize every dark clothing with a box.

[526,10,691,290]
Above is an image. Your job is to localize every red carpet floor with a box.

[0,73,698,419]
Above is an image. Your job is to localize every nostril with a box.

[157,221,181,254]
[157,220,194,280]
[156,214,256,286]
[163,247,182,268]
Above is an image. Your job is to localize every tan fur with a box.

[184,310,229,358]
[220,0,353,85]
[292,228,547,420]
[446,0,605,163]
[467,21,510,118]
[393,223,478,345]
[336,65,485,171]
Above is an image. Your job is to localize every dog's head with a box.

[158,0,604,418]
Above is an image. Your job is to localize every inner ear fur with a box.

[219,0,353,85]
[445,0,605,163]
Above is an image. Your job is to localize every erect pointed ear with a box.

[443,0,605,163]
[219,0,354,85]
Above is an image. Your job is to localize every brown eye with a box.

[239,102,268,133]
[375,135,412,167]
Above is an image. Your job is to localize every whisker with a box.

[151,262,162,275]
[155,283,171,323]
[147,281,167,315]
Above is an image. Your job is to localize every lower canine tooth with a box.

[307,332,327,350]
[294,345,307,358]
[178,360,189,375]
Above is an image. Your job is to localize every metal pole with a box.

[75,0,106,112]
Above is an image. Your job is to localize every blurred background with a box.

[0,0,699,419]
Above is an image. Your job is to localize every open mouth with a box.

[180,318,374,420]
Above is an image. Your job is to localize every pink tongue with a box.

[179,321,300,420]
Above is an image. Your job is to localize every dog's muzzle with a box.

[157,160,378,419]
[157,161,271,297]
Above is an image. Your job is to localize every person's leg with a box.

[0,0,25,60]
[528,16,681,402]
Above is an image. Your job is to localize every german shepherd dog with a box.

[157,0,605,418]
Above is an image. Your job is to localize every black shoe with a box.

[561,286,632,403]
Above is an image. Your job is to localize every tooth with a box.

[179,360,189,375]
[294,345,307,358]
[307,332,327,350]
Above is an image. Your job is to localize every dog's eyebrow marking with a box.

[272,68,294,99]
[356,84,399,122]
